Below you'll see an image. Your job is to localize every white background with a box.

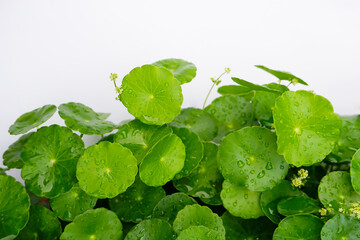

[1,0,360,180]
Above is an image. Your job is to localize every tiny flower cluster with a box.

[291,169,309,188]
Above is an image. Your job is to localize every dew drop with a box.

[265,162,273,170]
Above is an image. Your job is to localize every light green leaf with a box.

[0,175,30,239]
[139,134,185,186]
[217,85,252,96]
[61,208,123,240]
[120,64,183,125]
[109,177,165,223]
[153,58,196,84]
[21,125,84,198]
[76,141,138,199]
[9,104,57,135]
[273,90,341,167]
[231,77,282,93]
[255,65,308,85]
[220,180,264,219]
[217,126,289,192]
[59,102,116,135]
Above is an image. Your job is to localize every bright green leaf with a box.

[120,64,183,125]
[273,90,341,167]
[217,85,252,96]
[351,149,360,193]
[217,126,289,192]
[231,77,282,93]
[255,65,308,85]
[277,196,320,216]
[139,134,185,186]
[21,125,84,198]
[76,141,138,199]
[153,58,197,84]
[176,226,223,240]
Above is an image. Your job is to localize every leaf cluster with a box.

[1,59,360,239]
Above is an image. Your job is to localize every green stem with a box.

[202,71,228,109]
[203,82,217,109]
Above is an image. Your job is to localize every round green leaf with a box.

[152,193,197,224]
[124,219,175,240]
[8,104,57,135]
[120,64,183,125]
[3,132,33,169]
[50,183,98,221]
[16,205,61,240]
[255,65,308,86]
[221,212,276,240]
[153,58,197,84]
[218,126,289,192]
[114,119,172,163]
[61,208,123,240]
[109,177,165,223]
[220,180,264,219]
[59,102,116,135]
[173,142,223,205]
[321,214,360,240]
[205,95,252,138]
[329,115,360,163]
[21,125,84,198]
[273,90,341,167]
[0,175,30,239]
[260,180,306,224]
[170,108,218,141]
[176,226,223,240]
[173,204,225,238]
[273,214,323,240]
[77,141,138,198]
[318,171,360,213]
[139,134,185,186]
[351,149,360,193]
[277,196,320,216]
[253,83,289,123]
[172,127,203,179]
